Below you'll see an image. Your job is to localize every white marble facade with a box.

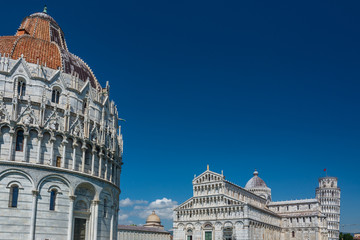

[173,167,340,240]
[0,10,123,240]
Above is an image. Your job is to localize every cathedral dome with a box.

[245,170,268,189]
[0,8,100,89]
[146,211,161,224]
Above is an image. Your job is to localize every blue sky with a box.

[1,0,359,232]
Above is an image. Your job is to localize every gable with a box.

[193,170,225,185]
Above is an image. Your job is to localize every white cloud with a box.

[118,214,129,221]
[138,198,178,220]
[120,198,148,207]
[119,198,133,207]
[118,197,177,225]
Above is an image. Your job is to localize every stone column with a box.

[98,152,103,178]
[91,147,96,176]
[49,137,55,166]
[67,195,76,240]
[22,132,29,162]
[113,165,117,185]
[29,190,39,240]
[72,142,78,171]
[104,155,108,180]
[8,130,14,161]
[36,134,43,164]
[92,200,100,240]
[61,138,68,168]
[81,144,87,173]
[110,206,114,240]
[109,161,113,183]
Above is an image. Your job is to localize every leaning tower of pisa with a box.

[316,176,341,240]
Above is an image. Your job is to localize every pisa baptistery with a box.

[0,8,123,240]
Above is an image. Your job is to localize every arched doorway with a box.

[73,183,95,240]
[186,228,193,240]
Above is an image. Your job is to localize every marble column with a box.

[92,200,100,240]
[36,135,43,164]
[22,132,29,162]
[113,165,117,185]
[81,144,87,173]
[49,137,55,166]
[72,142,78,171]
[109,161,113,183]
[110,206,114,240]
[67,195,76,240]
[91,147,96,176]
[61,138,68,168]
[8,130,14,161]
[29,190,39,240]
[98,153,103,178]
[104,156,108,180]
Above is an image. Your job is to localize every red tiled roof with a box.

[0,12,99,89]
[0,36,17,55]
[12,36,61,70]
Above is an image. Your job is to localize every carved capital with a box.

[31,190,39,197]
[69,195,76,201]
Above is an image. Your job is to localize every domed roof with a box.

[146,211,161,224]
[0,8,100,89]
[245,170,268,189]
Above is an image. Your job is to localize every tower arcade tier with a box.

[316,177,341,240]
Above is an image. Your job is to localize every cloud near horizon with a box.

[118,197,178,225]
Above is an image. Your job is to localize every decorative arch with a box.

[203,222,213,229]
[37,174,71,193]
[6,180,25,189]
[0,168,35,188]
[74,182,96,198]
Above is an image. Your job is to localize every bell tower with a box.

[316,177,341,240]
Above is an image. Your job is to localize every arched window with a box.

[103,199,107,217]
[49,189,57,211]
[15,130,24,151]
[51,88,61,104]
[56,156,61,167]
[9,185,19,208]
[292,231,295,237]
[82,99,87,114]
[17,79,26,96]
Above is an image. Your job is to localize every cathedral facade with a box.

[173,167,340,240]
[0,9,123,240]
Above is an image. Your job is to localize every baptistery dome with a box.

[0,8,123,240]
[0,7,100,88]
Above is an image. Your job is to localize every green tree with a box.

[339,232,353,240]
